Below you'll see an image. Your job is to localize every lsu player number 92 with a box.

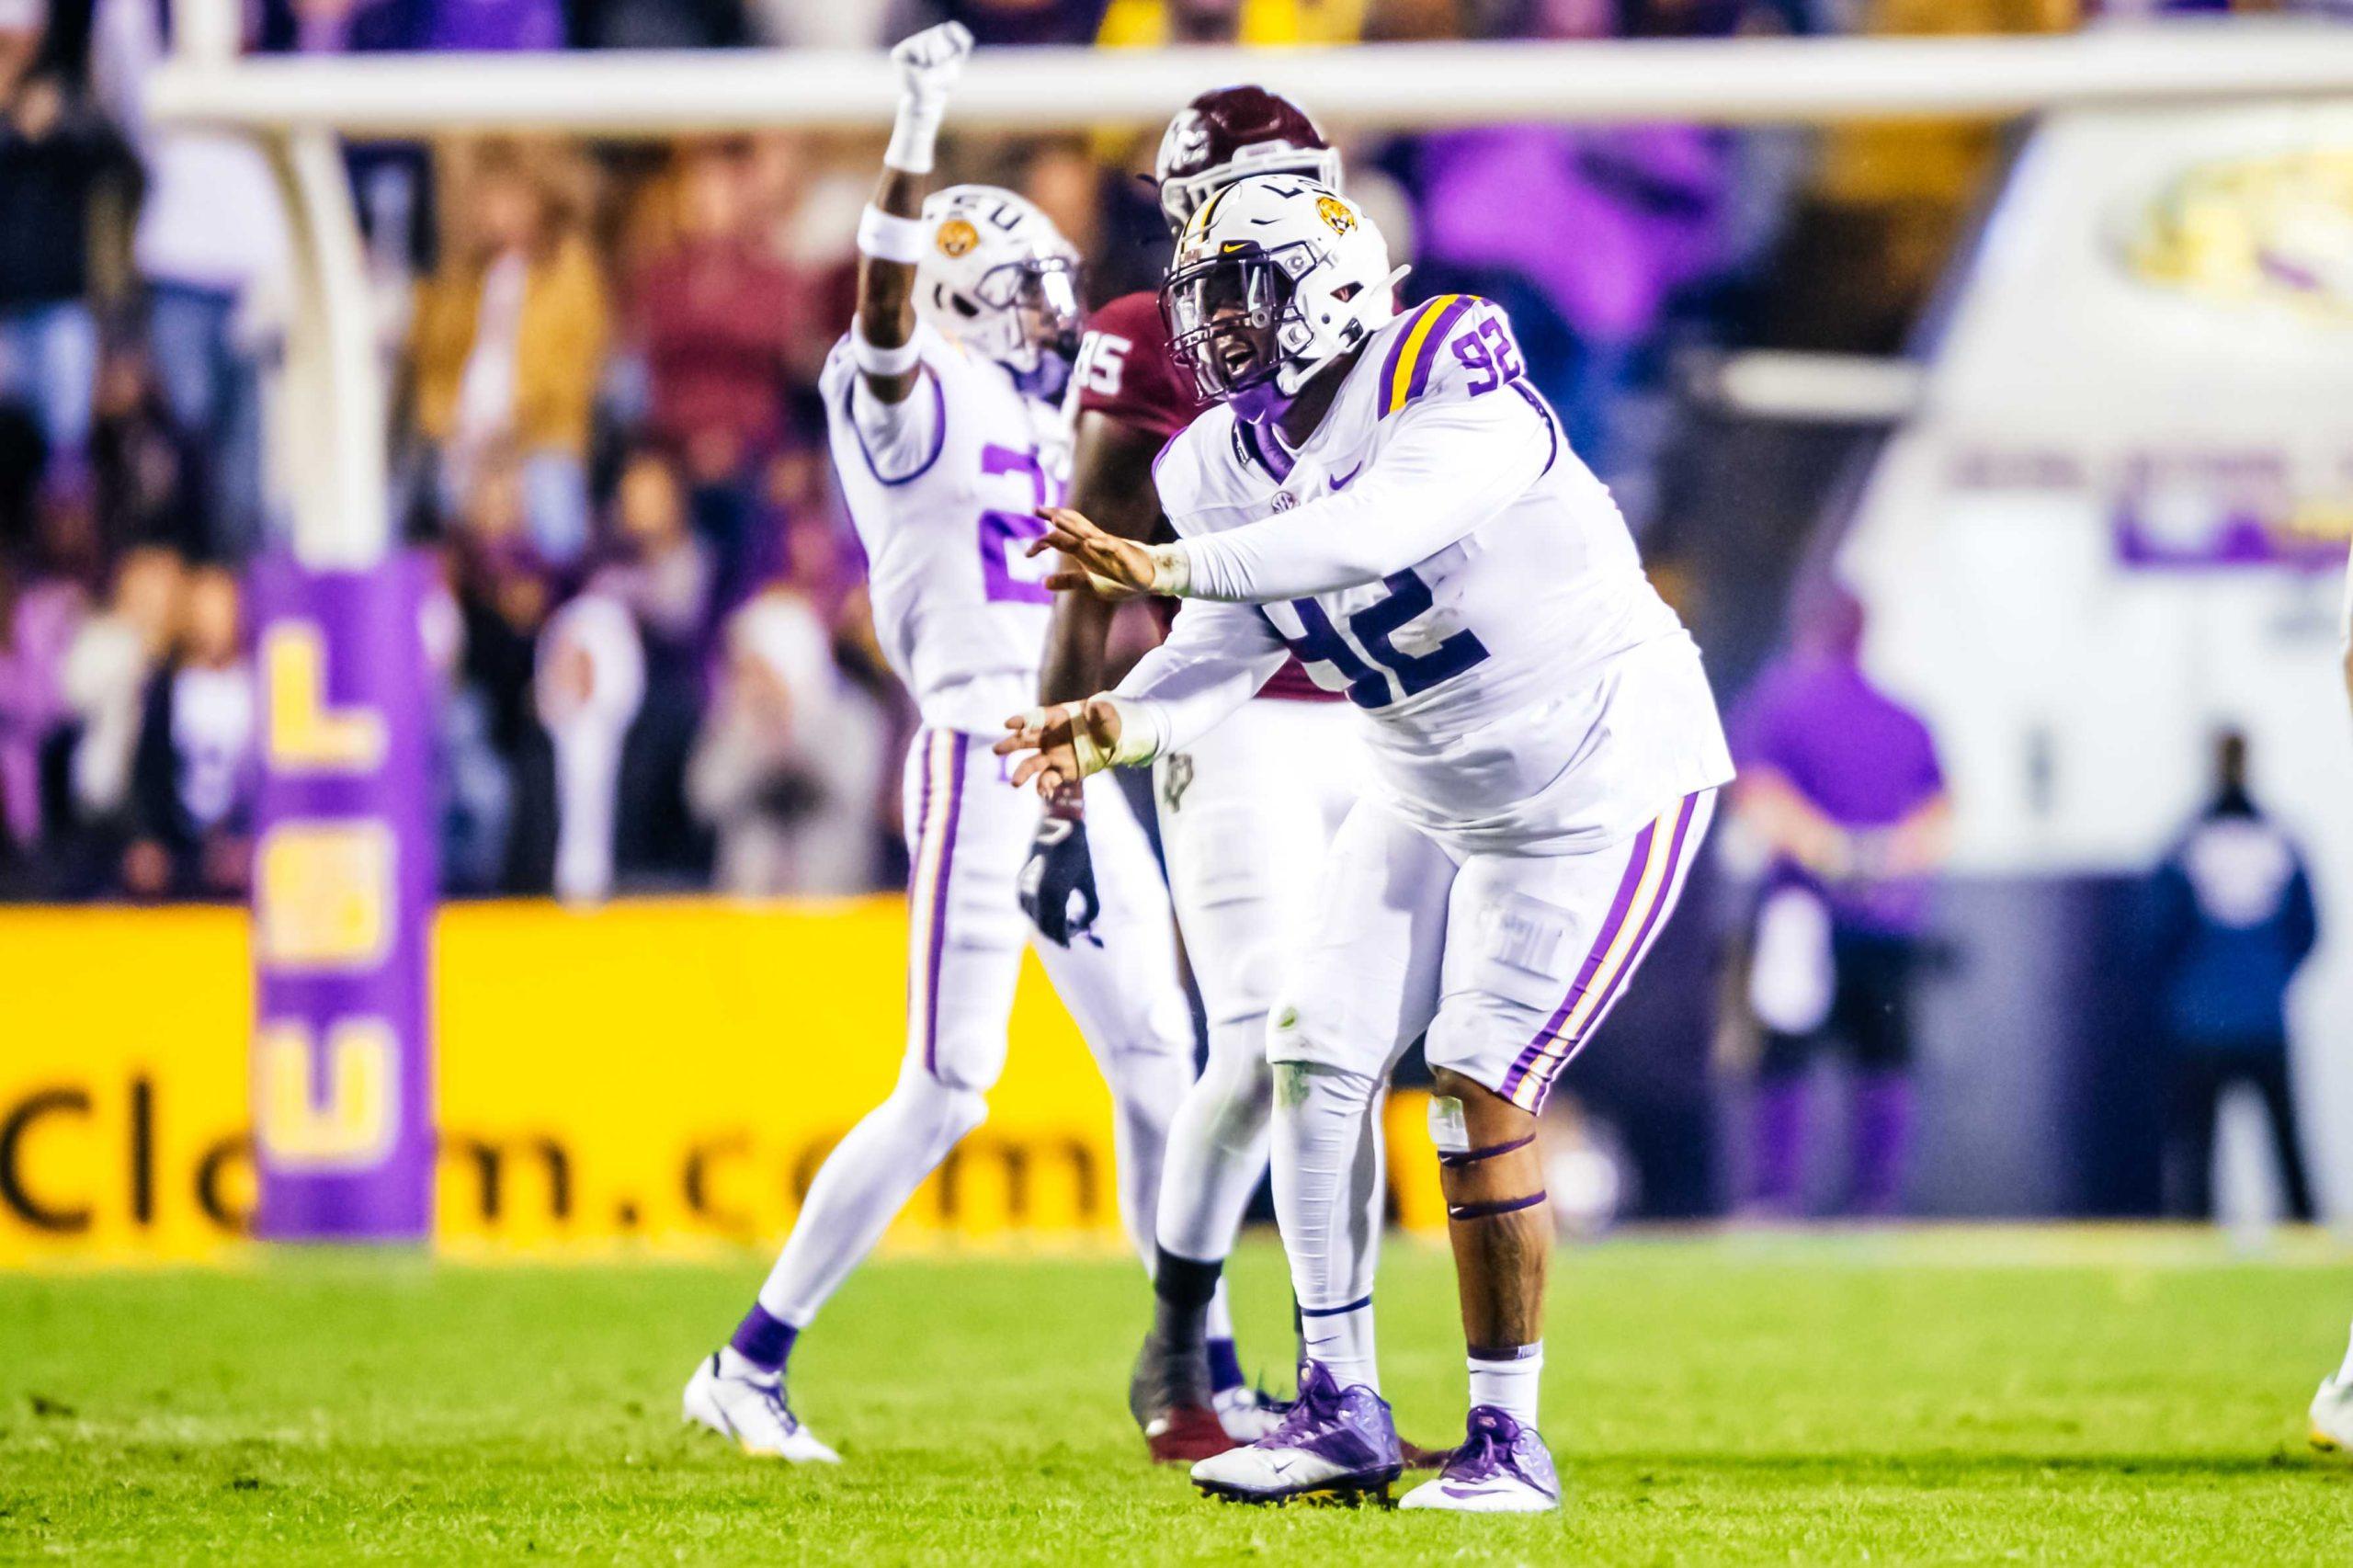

[1002,175,1734,1513]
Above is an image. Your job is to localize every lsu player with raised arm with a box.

[1000,175,1734,1511]
[682,22,1194,1463]
[1022,85,1375,1465]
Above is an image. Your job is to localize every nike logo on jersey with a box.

[1329,463,1362,491]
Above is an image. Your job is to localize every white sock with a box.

[1302,1298,1379,1394]
[1468,1343,1544,1427]
[1270,1059,1386,1395]
[756,1069,986,1324]
[2336,1323,2353,1385]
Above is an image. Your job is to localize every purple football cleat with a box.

[1189,1360,1403,1506]
[1398,1404,1561,1512]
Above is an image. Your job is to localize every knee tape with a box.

[1427,1095,1546,1222]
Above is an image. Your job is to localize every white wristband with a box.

[1145,543,1192,597]
[850,324,921,378]
[1102,696,1162,767]
[885,102,944,176]
[858,204,930,266]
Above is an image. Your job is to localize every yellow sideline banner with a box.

[0,900,1440,1267]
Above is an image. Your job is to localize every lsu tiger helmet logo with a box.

[936,218,980,257]
[1316,195,1357,236]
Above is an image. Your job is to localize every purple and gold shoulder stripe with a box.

[1377,293,1479,419]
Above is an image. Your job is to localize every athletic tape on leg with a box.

[1437,1133,1536,1168]
[1447,1192,1549,1221]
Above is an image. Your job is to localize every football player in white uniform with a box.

[683,22,1194,1464]
[1025,85,1370,1464]
[2313,550,2353,1459]
[1000,176,1734,1512]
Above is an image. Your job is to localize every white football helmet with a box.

[1159,175,1402,421]
[915,184,1085,394]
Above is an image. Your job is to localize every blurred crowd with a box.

[0,0,2325,903]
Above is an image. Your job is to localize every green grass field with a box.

[6,1230,2352,1563]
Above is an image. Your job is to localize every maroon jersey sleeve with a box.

[1074,290,1204,445]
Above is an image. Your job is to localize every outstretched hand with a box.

[1028,506,1162,597]
[995,698,1123,800]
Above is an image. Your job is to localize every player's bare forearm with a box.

[855,166,926,403]
[1037,415,1166,705]
[1037,594,1120,710]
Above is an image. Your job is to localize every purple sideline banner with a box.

[246,554,437,1242]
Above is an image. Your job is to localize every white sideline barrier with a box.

[152,24,2353,138]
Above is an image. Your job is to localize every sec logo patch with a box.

[936,218,979,257]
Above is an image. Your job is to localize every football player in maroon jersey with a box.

[1019,86,1375,1465]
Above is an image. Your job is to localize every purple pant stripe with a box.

[1499,818,1658,1099]
[920,732,969,1079]
[904,729,937,1051]
[1522,791,1704,1112]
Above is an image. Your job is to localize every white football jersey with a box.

[821,321,1069,733]
[1139,292,1733,852]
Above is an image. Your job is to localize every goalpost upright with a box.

[146,6,2353,1244]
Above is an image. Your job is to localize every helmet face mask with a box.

[973,255,1086,373]
[1160,244,1307,403]
[1158,176,1399,423]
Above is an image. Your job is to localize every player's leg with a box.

[1029,767,1196,1271]
[1141,701,1360,1450]
[1191,797,1451,1505]
[1401,789,1715,1515]
[688,728,1023,1461]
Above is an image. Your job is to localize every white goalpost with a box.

[166,12,2353,1243]
[153,16,2353,567]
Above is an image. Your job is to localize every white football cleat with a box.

[1214,1384,1289,1445]
[682,1352,840,1463]
[2310,1374,2353,1455]
[1190,1362,1402,1506]
[1398,1406,1561,1513]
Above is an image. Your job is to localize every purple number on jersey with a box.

[980,509,1053,604]
[1270,570,1491,710]
[1450,312,1525,397]
[978,442,1062,604]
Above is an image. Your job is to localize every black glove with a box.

[1019,811,1101,948]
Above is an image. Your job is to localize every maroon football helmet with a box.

[1154,85,1341,234]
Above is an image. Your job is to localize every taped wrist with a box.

[886,102,945,176]
[1144,542,1191,597]
[857,205,930,265]
[1099,695,1162,767]
[849,324,921,379]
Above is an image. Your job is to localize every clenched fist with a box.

[892,21,973,116]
